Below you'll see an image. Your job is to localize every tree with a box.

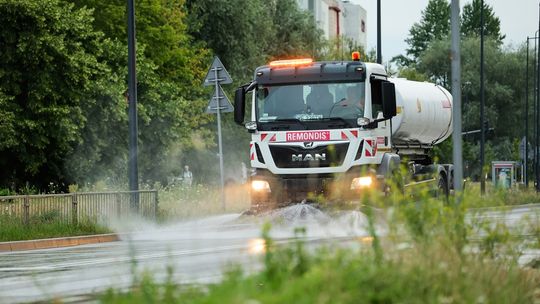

[0,0,117,189]
[69,0,208,95]
[462,0,505,43]
[65,0,213,185]
[186,0,324,82]
[405,0,450,61]
[420,37,526,179]
[186,0,273,81]
[266,0,324,60]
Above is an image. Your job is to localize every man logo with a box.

[292,153,326,162]
[304,142,314,148]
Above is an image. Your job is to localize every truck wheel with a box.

[436,175,449,200]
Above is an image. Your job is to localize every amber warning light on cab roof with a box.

[268,58,313,68]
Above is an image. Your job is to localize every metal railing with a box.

[0,190,158,226]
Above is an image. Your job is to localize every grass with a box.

[157,183,250,220]
[100,182,540,303]
[461,181,540,208]
[0,211,110,242]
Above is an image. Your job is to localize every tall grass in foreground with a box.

[102,181,540,303]
[0,211,110,242]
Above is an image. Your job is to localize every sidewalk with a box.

[0,233,120,252]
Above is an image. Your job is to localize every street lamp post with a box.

[127,0,139,210]
[537,3,540,192]
[525,33,539,188]
[377,0,382,64]
[480,0,486,194]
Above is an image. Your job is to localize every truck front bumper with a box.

[250,167,382,205]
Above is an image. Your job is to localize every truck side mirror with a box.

[382,82,397,119]
[234,87,245,125]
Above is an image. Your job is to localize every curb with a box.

[0,233,120,252]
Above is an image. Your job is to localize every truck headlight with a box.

[351,176,373,190]
[251,180,271,192]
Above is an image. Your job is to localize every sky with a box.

[351,0,538,61]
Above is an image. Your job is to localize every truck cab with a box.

[234,55,452,211]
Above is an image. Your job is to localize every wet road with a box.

[0,204,538,303]
[0,205,375,303]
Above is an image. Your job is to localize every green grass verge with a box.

[462,181,540,208]
[0,211,110,242]
[157,183,250,220]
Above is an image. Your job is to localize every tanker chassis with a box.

[233,56,454,211]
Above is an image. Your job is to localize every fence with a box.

[0,190,158,226]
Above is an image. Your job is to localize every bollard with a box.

[116,192,121,219]
[23,196,30,227]
[71,194,78,225]
[154,190,159,220]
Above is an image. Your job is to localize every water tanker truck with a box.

[233,54,453,211]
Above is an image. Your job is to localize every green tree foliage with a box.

[462,0,505,43]
[421,37,526,178]
[186,0,324,82]
[69,0,208,95]
[0,0,115,189]
[403,0,504,65]
[186,0,272,81]
[405,0,450,61]
[265,0,324,60]
[65,0,212,185]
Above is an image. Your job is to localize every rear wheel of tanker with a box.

[436,174,449,201]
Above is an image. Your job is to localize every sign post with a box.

[204,56,233,210]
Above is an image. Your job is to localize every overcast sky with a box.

[351,0,538,61]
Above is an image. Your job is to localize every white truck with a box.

[233,55,453,211]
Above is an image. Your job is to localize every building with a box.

[296,0,367,50]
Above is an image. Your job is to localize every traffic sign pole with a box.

[204,56,233,210]
[214,66,226,210]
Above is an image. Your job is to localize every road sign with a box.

[203,56,233,211]
[206,85,233,113]
[203,56,233,86]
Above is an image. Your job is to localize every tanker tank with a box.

[388,78,453,147]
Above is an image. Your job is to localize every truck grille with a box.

[269,143,349,168]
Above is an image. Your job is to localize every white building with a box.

[296,0,367,50]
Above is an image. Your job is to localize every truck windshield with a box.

[256,82,365,129]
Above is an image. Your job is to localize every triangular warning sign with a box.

[206,84,234,114]
[203,56,233,86]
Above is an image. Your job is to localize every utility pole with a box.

[537,3,540,192]
[525,34,538,188]
[479,0,486,195]
[526,36,530,188]
[534,37,538,190]
[451,0,463,194]
[127,0,139,211]
[377,0,382,64]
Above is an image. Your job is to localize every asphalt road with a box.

[0,203,538,303]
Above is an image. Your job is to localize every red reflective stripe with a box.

[261,133,267,141]
[365,139,375,157]
[251,153,255,160]
[270,134,276,142]
[341,131,347,140]
[350,130,358,138]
